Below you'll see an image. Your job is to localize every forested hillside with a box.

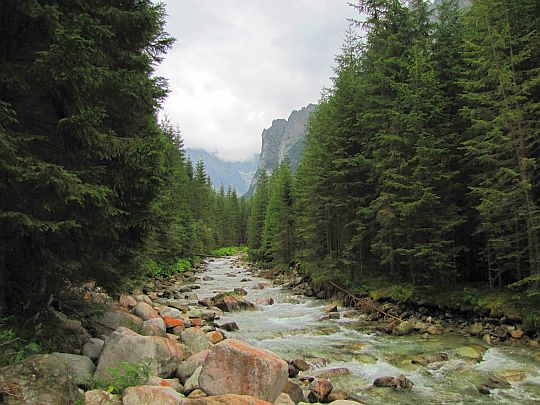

[247,0,540,321]
[0,0,246,343]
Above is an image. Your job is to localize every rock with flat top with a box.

[0,354,82,405]
[95,327,185,379]
[132,302,161,321]
[198,339,288,402]
[176,350,210,383]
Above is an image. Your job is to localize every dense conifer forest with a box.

[0,0,247,346]
[1,0,539,354]
[247,0,540,324]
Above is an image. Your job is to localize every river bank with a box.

[1,255,540,404]
[257,262,540,349]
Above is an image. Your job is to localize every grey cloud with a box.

[156,0,357,162]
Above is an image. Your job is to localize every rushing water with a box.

[197,257,540,404]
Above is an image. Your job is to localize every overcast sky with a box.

[156,1,359,162]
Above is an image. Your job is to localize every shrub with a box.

[210,246,248,257]
[0,319,41,367]
[145,257,193,278]
[87,360,150,394]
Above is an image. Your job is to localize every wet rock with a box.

[212,292,257,312]
[176,350,210,383]
[288,363,299,378]
[220,321,240,331]
[312,368,352,379]
[470,322,484,335]
[122,385,184,404]
[483,334,492,345]
[50,353,95,387]
[198,339,288,402]
[308,379,333,403]
[426,325,442,335]
[181,327,211,355]
[322,305,338,313]
[256,297,275,305]
[83,337,105,361]
[95,327,185,379]
[391,374,414,390]
[0,354,83,405]
[476,384,491,395]
[234,288,248,296]
[328,312,341,320]
[326,388,348,401]
[203,276,214,281]
[456,346,483,360]
[427,353,448,363]
[291,359,310,371]
[253,282,272,290]
[282,381,304,404]
[373,376,395,387]
[393,321,414,336]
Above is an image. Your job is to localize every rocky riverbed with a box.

[1,256,540,404]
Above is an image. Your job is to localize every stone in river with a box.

[220,321,240,331]
[308,379,333,403]
[234,287,248,296]
[255,297,275,305]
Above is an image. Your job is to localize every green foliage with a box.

[0,320,41,367]
[145,258,193,278]
[210,246,248,257]
[87,360,151,395]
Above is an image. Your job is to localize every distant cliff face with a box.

[247,104,316,195]
[186,148,258,195]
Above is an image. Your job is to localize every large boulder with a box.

[393,321,414,336]
[83,337,105,360]
[50,353,95,386]
[132,302,161,321]
[282,381,304,404]
[0,354,82,404]
[211,292,257,312]
[176,350,210,383]
[183,395,273,405]
[141,318,168,337]
[95,327,185,379]
[198,339,288,402]
[122,385,184,405]
[92,307,144,335]
[181,327,211,355]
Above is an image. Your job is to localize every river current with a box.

[196,257,540,404]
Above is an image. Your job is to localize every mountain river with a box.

[196,256,540,404]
